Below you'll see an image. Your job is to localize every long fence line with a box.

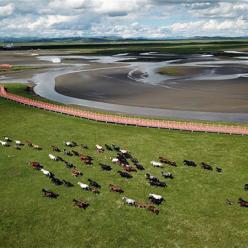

[0,86,248,136]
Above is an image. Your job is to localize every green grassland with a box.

[0,85,248,248]
[3,84,64,105]
[0,66,40,75]
[157,66,198,77]
[2,39,248,55]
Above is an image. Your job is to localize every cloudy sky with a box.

[0,0,248,38]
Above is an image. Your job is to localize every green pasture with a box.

[0,85,248,248]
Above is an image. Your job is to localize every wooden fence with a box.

[0,86,247,136]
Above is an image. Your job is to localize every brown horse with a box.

[146,205,160,215]
[159,156,177,167]
[73,199,89,209]
[123,165,137,173]
[109,184,124,193]
[238,198,248,208]
[28,161,43,170]
[80,154,93,165]
[71,168,83,177]
[42,189,59,199]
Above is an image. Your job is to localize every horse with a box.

[123,165,137,173]
[90,187,100,194]
[159,156,177,167]
[51,145,61,152]
[216,167,223,173]
[109,184,124,193]
[135,202,147,209]
[244,184,248,191]
[146,173,159,182]
[112,144,120,152]
[62,179,74,187]
[81,144,89,149]
[238,198,248,208]
[161,171,174,179]
[117,171,132,179]
[71,168,83,177]
[201,162,213,171]
[63,149,73,156]
[183,160,197,167]
[149,194,164,205]
[146,205,159,215]
[105,144,113,151]
[72,150,80,156]
[50,177,63,186]
[42,189,59,199]
[100,163,112,171]
[28,161,43,170]
[80,155,93,165]
[149,180,167,188]
[73,199,89,209]
[134,163,145,170]
[64,161,75,169]
[26,141,42,150]
[88,179,101,188]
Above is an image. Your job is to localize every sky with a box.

[0,0,248,38]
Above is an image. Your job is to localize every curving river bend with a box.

[1,51,248,123]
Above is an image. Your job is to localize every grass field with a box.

[0,66,40,76]
[0,85,248,248]
[157,66,199,77]
[2,39,248,55]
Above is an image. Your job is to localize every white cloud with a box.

[170,18,248,36]
[0,3,14,17]
[90,21,167,38]
[190,2,248,18]
[49,0,88,10]
[48,0,148,16]
[29,15,76,30]
[0,14,76,37]
[0,0,248,38]
[92,0,147,15]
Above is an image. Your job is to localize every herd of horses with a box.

[1,136,248,214]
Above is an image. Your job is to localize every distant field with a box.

[0,85,248,248]
[1,39,248,55]
[0,66,40,74]
[157,66,199,76]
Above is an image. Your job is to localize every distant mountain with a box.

[1,36,248,43]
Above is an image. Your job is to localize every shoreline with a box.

[1,85,247,135]
[1,52,248,122]
[3,63,248,123]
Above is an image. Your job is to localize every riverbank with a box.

[1,84,247,135]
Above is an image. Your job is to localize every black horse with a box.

[244,184,248,191]
[201,162,213,171]
[149,180,167,188]
[105,144,113,151]
[183,160,197,167]
[117,171,132,179]
[50,177,63,186]
[62,179,74,187]
[88,179,101,188]
[100,163,112,171]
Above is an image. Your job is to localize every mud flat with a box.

[55,64,248,113]
[1,51,248,122]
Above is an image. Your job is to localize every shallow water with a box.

[1,52,248,122]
